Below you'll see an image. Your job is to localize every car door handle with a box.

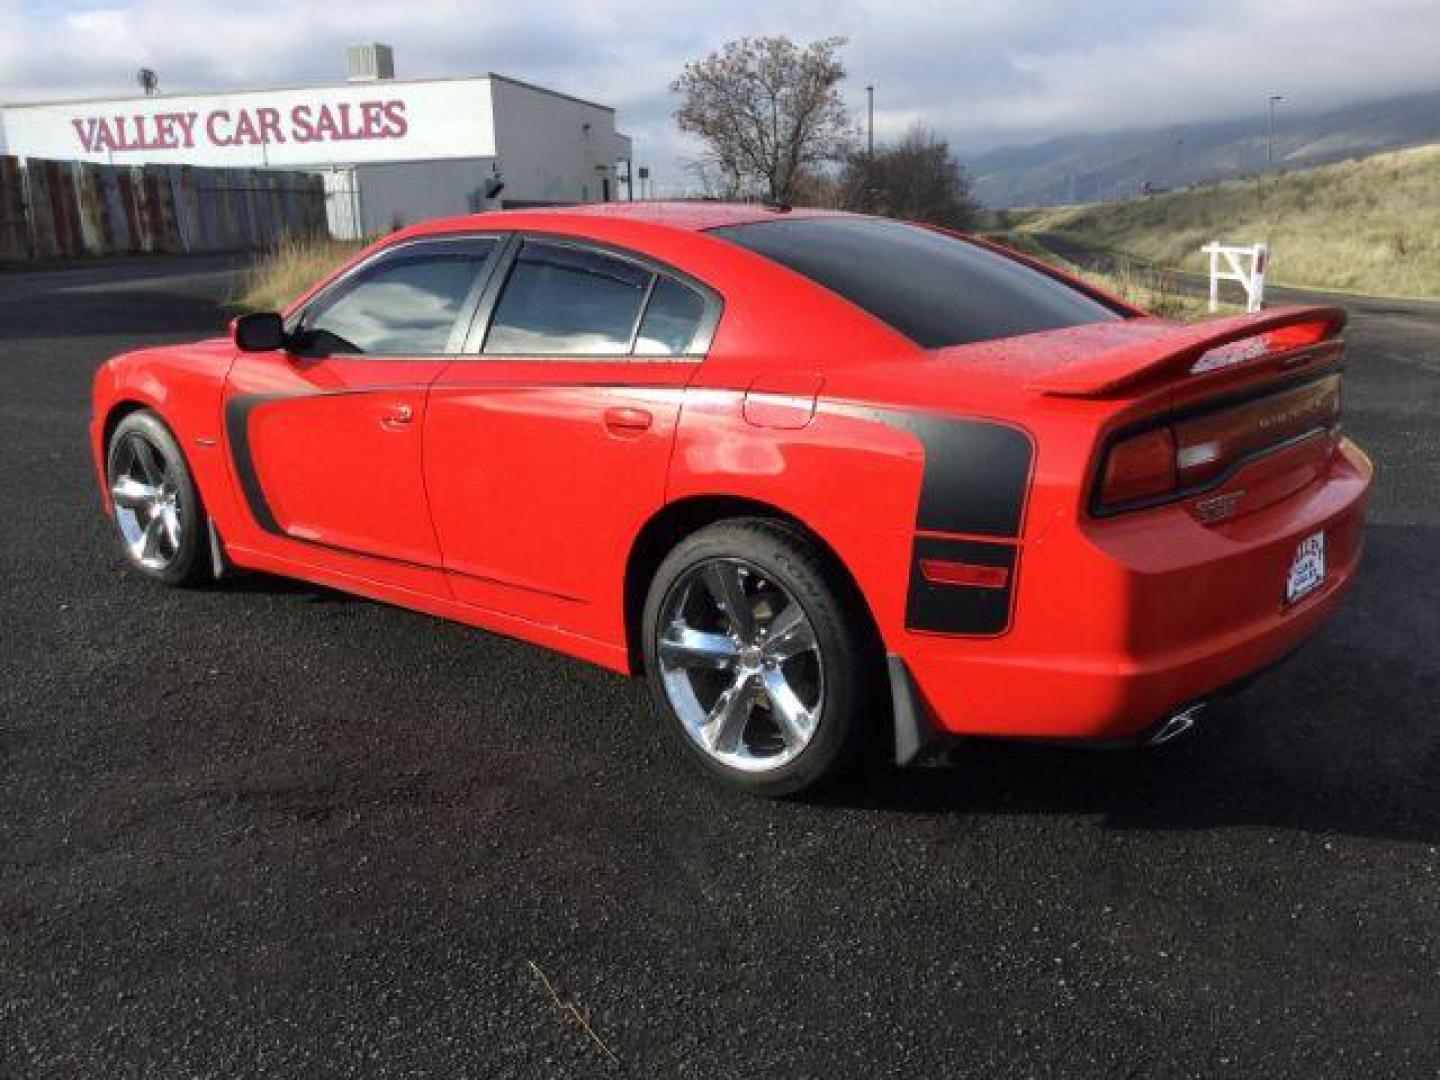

[380,403,414,430]
[603,407,653,436]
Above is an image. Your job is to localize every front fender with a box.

[90,341,237,528]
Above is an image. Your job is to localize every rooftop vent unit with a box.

[347,42,395,82]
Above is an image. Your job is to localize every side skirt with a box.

[223,542,633,675]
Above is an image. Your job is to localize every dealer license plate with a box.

[1285,531,1326,605]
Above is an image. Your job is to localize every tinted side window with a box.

[485,242,651,356]
[710,217,1122,349]
[635,277,706,356]
[297,238,495,356]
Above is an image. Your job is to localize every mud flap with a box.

[888,654,942,766]
[207,519,229,579]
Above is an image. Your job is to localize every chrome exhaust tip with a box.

[1147,703,1206,746]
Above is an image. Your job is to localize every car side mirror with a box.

[233,311,287,353]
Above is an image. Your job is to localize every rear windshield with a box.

[710,216,1124,349]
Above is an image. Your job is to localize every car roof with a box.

[405,201,853,238]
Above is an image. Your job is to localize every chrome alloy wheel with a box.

[109,432,183,571]
[656,558,825,773]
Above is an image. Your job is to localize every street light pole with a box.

[866,84,874,158]
[1267,94,1285,170]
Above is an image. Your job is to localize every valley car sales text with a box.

[70,100,409,155]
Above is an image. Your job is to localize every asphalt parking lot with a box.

[2,255,1438,1078]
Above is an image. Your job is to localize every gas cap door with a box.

[742,372,824,430]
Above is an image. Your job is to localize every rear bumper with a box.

[902,438,1372,742]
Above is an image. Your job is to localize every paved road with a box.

[2,255,1438,1078]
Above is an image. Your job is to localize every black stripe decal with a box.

[824,403,1034,636]
[824,404,1034,540]
[908,419,1031,537]
[905,535,1017,636]
[224,393,288,535]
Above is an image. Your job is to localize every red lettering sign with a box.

[68,100,410,154]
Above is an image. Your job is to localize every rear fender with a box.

[667,386,1037,651]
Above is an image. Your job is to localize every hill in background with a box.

[1007,143,1440,298]
[971,88,1440,209]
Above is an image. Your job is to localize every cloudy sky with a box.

[3,0,1439,188]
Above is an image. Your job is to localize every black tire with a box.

[641,518,879,797]
[104,409,208,586]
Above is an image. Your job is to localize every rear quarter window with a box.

[709,216,1123,349]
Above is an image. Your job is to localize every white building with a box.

[0,45,633,239]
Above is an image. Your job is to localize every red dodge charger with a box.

[91,204,1372,795]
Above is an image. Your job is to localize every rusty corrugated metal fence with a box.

[0,155,327,261]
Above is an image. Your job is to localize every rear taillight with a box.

[1096,374,1342,513]
[1173,376,1341,487]
[1100,427,1177,505]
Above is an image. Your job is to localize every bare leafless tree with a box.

[840,125,981,228]
[672,36,854,203]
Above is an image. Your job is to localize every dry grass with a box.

[235,233,365,312]
[987,230,1229,321]
[1078,258,1221,321]
[1010,143,1440,298]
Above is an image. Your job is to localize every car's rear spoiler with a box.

[1028,305,1347,398]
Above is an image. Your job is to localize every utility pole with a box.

[1267,94,1284,169]
[865,84,874,157]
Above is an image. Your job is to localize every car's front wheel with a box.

[642,519,876,797]
[105,409,207,586]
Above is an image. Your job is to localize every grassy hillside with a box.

[1010,143,1440,298]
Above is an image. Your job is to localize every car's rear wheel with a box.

[642,518,876,797]
[105,410,207,586]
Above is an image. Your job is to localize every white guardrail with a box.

[1202,241,1268,313]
